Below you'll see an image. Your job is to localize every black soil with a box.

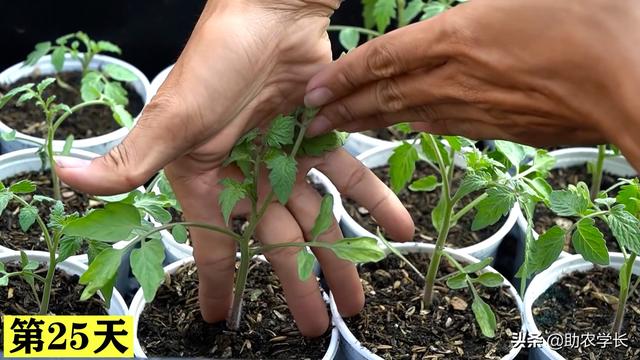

[533,267,640,359]
[0,170,97,253]
[345,253,522,359]
[0,71,144,139]
[343,162,507,247]
[138,261,332,359]
[0,263,108,349]
[533,166,629,253]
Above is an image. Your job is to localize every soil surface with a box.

[138,261,332,359]
[0,263,108,349]
[0,170,97,253]
[345,252,522,359]
[533,267,640,359]
[343,162,507,247]
[0,71,144,139]
[533,166,630,253]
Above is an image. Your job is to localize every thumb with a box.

[55,95,188,196]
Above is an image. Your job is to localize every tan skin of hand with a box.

[305,0,640,170]
[54,0,415,337]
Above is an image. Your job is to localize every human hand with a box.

[304,0,640,168]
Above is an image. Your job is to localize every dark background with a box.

[0,0,363,81]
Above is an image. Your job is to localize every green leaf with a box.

[111,105,133,129]
[51,47,66,72]
[549,186,590,217]
[104,81,128,106]
[431,195,446,232]
[0,83,35,109]
[299,131,347,157]
[16,92,36,105]
[131,238,166,302]
[617,180,640,216]
[80,248,123,301]
[389,142,419,193]
[0,192,11,214]
[523,177,553,202]
[472,187,515,231]
[474,273,504,287]
[409,175,439,192]
[494,140,533,168]
[532,150,555,174]
[472,294,497,338]
[373,0,397,33]
[420,133,449,166]
[266,152,297,204]
[103,64,138,82]
[456,172,490,199]
[19,206,38,231]
[57,236,82,264]
[330,237,385,263]
[96,41,121,54]
[608,205,640,254]
[311,195,334,239]
[20,251,29,268]
[9,180,36,194]
[80,73,103,101]
[133,192,173,224]
[218,178,248,225]
[619,257,634,292]
[362,0,377,30]
[63,202,142,242]
[422,2,448,20]
[446,273,468,289]
[172,225,188,244]
[529,226,565,274]
[62,134,74,156]
[87,240,110,265]
[0,275,8,286]
[1,130,16,141]
[401,0,425,25]
[296,251,316,281]
[572,218,609,265]
[266,115,295,148]
[24,41,52,66]
[461,257,493,274]
[339,28,359,50]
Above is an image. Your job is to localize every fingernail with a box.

[307,116,331,137]
[304,87,333,108]
[54,156,91,169]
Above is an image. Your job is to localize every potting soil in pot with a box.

[138,261,332,359]
[532,266,640,359]
[0,72,144,140]
[0,171,96,253]
[0,263,108,349]
[345,252,521,359]
[533,166,632,253]
[343,162,507,246]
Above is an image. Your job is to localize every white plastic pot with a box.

[129,255,340,359]
[523,253,640,360]
[157,168,345,263]
[343,132,394,157]
[516,147,637,258]
[331,242,525,360]
[340,142,520,260]
[0,54,151,155]
[0,250,128,314]
[149,64,174,98]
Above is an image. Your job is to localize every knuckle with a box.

[338,165,368,194]
[336,69,359,92]
[376,78,405,112]
[366,43,403,78]
[412,105,440,121]
[101,143,146,188]
[334,101,356,123]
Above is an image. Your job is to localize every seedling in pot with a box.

[0,77,133,200]
[71,108,386,332]
[532,178,640,333]
[385,135,556,336]
[588,144,622,200]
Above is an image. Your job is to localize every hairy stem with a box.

[39,232,61,315]
[52,100,110,133]
[326,25,381,37]
[613,252,636,334]
[450,192,488,225]
[590,145,607,200]
[227,240,250,331]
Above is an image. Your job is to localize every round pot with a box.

[157,168,345,263]
[516,147,637,259]
[330,242,525,360]
[0,250,127,314]
[343,132,394,157]
[149,64,174,98]
[523,253,640,360]
[129,255,341,359]
[339,142,520,260]
[0,54,151,155]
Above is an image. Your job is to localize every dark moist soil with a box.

[138,261,332,359]
[533,267,640,359]
[533,166,629,253]
[0,263,108,349]
[345,252,521,359]
[343,162,506,246]
[0,170,98,253]
[0,71,144,140]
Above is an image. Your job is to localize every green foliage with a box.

[130,239,166,302]
[339,28,360,51]
[311,195,334,238]
[63,203,141,242]
[373,0,397,33]
[472,186,515,231]
[296,251,316,281]
[266,151,298,204]
[388,141,419,193]
[218,178,248,225]
[329,237,386,263]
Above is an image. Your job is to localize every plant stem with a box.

[52,100,109,133]
[44,111,62,201]
[397,0,406,27]
[39,231,61,315]
[450,193,488,225]
[613,252,636,334]
[326,25,381,38]
[590,145,607,200]
[227,240,250,331]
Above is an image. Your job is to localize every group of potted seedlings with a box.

[0,2,638,359]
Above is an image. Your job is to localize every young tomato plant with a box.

[531,178,640,333]
[588,144,622,200]
[69,108,386,331]
[386,135,555,337]
[0,77,134,200]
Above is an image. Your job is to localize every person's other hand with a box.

[304,0,640,168]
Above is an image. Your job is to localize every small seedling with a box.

[587,144,622,200]
[71,108,386,331]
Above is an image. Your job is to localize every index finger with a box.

[304,17,450,108]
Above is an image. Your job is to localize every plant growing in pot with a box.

[69,108,387,358]
[0,32,149,154]
[523,179,640,359]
